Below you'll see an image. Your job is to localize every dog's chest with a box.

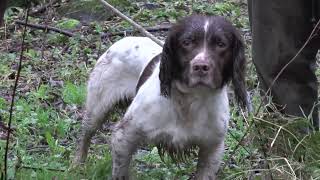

[133,89,229,146]
[170,93,228,144]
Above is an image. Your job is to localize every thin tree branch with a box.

[20,165,65,172]
[99,0,164,46]
[15,20,76,37]
[101,24,171,38]
[4,5,30,180]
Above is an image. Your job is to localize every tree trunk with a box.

[0,0,8,26]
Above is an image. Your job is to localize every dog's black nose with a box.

[193,63,210,75]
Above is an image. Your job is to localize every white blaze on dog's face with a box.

[159,15,245,97]
[180,17,234,89]
[188,19,229,89]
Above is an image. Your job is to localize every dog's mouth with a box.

[188,76,215,89]
[173,75,218,94]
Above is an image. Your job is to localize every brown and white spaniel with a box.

[74,15,249,180]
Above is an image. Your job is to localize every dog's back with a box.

[74,37,161,164]
[86,37,162,122]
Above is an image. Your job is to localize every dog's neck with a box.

[172,80,223,97]
[170,80,226,108]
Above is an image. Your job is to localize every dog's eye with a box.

[182,39,191,47]
[181,37,194,48]
[214,36,227,48]
[217,41,226,48]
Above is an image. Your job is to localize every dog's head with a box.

[159,15,248,107]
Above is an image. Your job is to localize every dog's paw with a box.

[112,175,129,180]
[69,157,85,171]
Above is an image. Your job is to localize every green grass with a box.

[62,82,86,106]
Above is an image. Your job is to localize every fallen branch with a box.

[20,165,65,172]
[15,20,76,37]
[99,0,164,46]
[101,24,171,38]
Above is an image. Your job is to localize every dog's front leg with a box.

[195,142,225,180]
[111,117,143,180]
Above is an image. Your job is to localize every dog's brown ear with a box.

[232,31,251,111]
[159,37,174,97]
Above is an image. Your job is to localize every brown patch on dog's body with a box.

[136,54,161,93]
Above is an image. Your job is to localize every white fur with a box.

[73,37,162,165]
[204,20,209,33]
[86,37,162,121]
[126,63,229,145]
[204,20,209,50]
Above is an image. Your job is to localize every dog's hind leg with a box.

[74,58,139,164]
[73,110,107,164]
[74,87,136,164]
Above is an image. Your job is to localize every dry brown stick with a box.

[20,165,65,172]
[29,0,60,15]
[99,0,164,46]
[15,20,76,37]
[101,24,171,38]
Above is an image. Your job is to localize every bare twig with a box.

[4,5,30,180]
[101,24,171,38]
[221,120,254,168]
[292,135,308,155]
[15,20,76,37]
[270,126,282,148]
[253,117,305,147]
[134,159,157,169]
[227,131,251,154]
[20,165,65,172]
[99,0,164,46]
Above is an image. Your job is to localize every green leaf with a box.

[57,19,80,30]
[24,49,39,59]
[45,131,56,152]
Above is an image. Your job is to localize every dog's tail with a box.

[86,37,162,123]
